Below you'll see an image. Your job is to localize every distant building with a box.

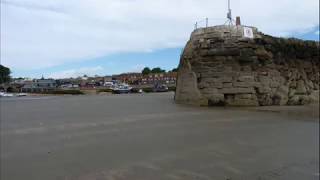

[21,78,57,92]
[35,78,56,88]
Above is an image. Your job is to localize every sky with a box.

[0,0,319,78]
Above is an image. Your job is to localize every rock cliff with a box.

[175,25,319,106]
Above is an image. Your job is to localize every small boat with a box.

[131,88,143,94]
[112,84,132,94]
[153,84,169,92]
[0,92,14,97]
[17,93,28,97]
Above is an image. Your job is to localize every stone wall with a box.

[175,25,319,106]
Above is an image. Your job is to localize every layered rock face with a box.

[175,25,319,106]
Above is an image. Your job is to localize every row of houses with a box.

[10,76,108,92]
[113,72,177,85]
[8,72,177,92]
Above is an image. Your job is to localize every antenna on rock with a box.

[226,0,233,25]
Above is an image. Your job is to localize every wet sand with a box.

[0,93,319,180]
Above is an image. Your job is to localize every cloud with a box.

[47,66,104,79]
[316,30,320,35]
[128,64,145,73]
[1,0,66,13]
[1,0,319,70]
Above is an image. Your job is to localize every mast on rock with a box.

[226,0,234,25]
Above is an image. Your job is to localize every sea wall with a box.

[175,25,319,106]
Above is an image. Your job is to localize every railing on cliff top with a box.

[194,17,236,30]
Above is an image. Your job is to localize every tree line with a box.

[0,65,11,84]
[142,67,178,75]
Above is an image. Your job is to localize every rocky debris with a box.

[175,25,319,106]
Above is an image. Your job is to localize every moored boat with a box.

[0,92,14,97]
[153,84,169,92]
[112,84,132,94]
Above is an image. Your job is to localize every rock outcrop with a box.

[175,25,319,106]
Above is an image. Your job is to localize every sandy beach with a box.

[1,92,319,180]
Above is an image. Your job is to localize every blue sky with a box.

[14,48,183,78]
[1,0,319,78]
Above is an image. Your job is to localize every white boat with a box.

[112,83,132,94]
[17,93,28,97]
[0,92,14,97]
